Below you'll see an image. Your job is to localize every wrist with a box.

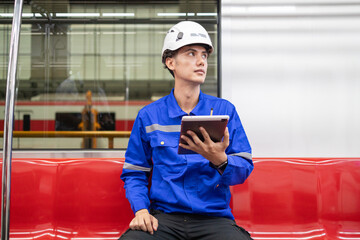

[135,209,149,216]
[207,152,228,174]
[215,159,228,169]
[212,153,227,166]
[209,158,228,175]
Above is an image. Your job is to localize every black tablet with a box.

[178,115,229,154]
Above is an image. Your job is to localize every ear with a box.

[165,57,175,71]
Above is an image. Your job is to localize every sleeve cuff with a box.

[131,199,150,215]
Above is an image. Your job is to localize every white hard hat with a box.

[161,21,213,56]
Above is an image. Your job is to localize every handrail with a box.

[1,0,24,239]
[0,131,131,149]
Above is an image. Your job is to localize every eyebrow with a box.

[184,48,208,54]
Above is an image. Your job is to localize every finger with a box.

[139,218,147,232]
[151,216,159,231]
[144,215,154,234]
[180,135,199,152]
[199,127,211,142]
[180,134,195,147]
[223,127,230,146]
[129,219,135,229]
[179,142,191,149]
[186,130,203,145]
[130,218,138,230]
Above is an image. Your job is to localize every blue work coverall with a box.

[121,89,253,220]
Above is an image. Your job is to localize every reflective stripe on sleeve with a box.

[145,124,181,133]
[123,162,152,172]
[230,152,252,160]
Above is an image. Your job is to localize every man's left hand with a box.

[179,127,229,166]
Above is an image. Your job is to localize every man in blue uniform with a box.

[119,21,253,240]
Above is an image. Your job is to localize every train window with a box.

[0,1,218,149]
[55,113,83,131]
[98,113,116,131]
[55,112,115,131]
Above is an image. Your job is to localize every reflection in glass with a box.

[0,1,218,149]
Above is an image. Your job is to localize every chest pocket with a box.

[149,131,186,176]
[149,131,179,148]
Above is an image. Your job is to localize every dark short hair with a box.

[162,44,212,78]
[162,49,178,77]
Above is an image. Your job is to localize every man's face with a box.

[167,45,209,85]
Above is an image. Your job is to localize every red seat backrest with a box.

[232,158,360,239]
[1,157,359,239]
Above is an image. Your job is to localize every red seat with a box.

[232,158,360,240]
[1,157,359,239]
[3,158,133,240]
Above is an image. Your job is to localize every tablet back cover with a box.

[178,116,228,154]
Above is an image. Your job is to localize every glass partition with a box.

[0,0,218,149]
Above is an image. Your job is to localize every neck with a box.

[173,82,200,114]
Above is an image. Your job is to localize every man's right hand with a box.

[129,209,158,235]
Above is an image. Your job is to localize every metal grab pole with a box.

[1,0,23,239]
